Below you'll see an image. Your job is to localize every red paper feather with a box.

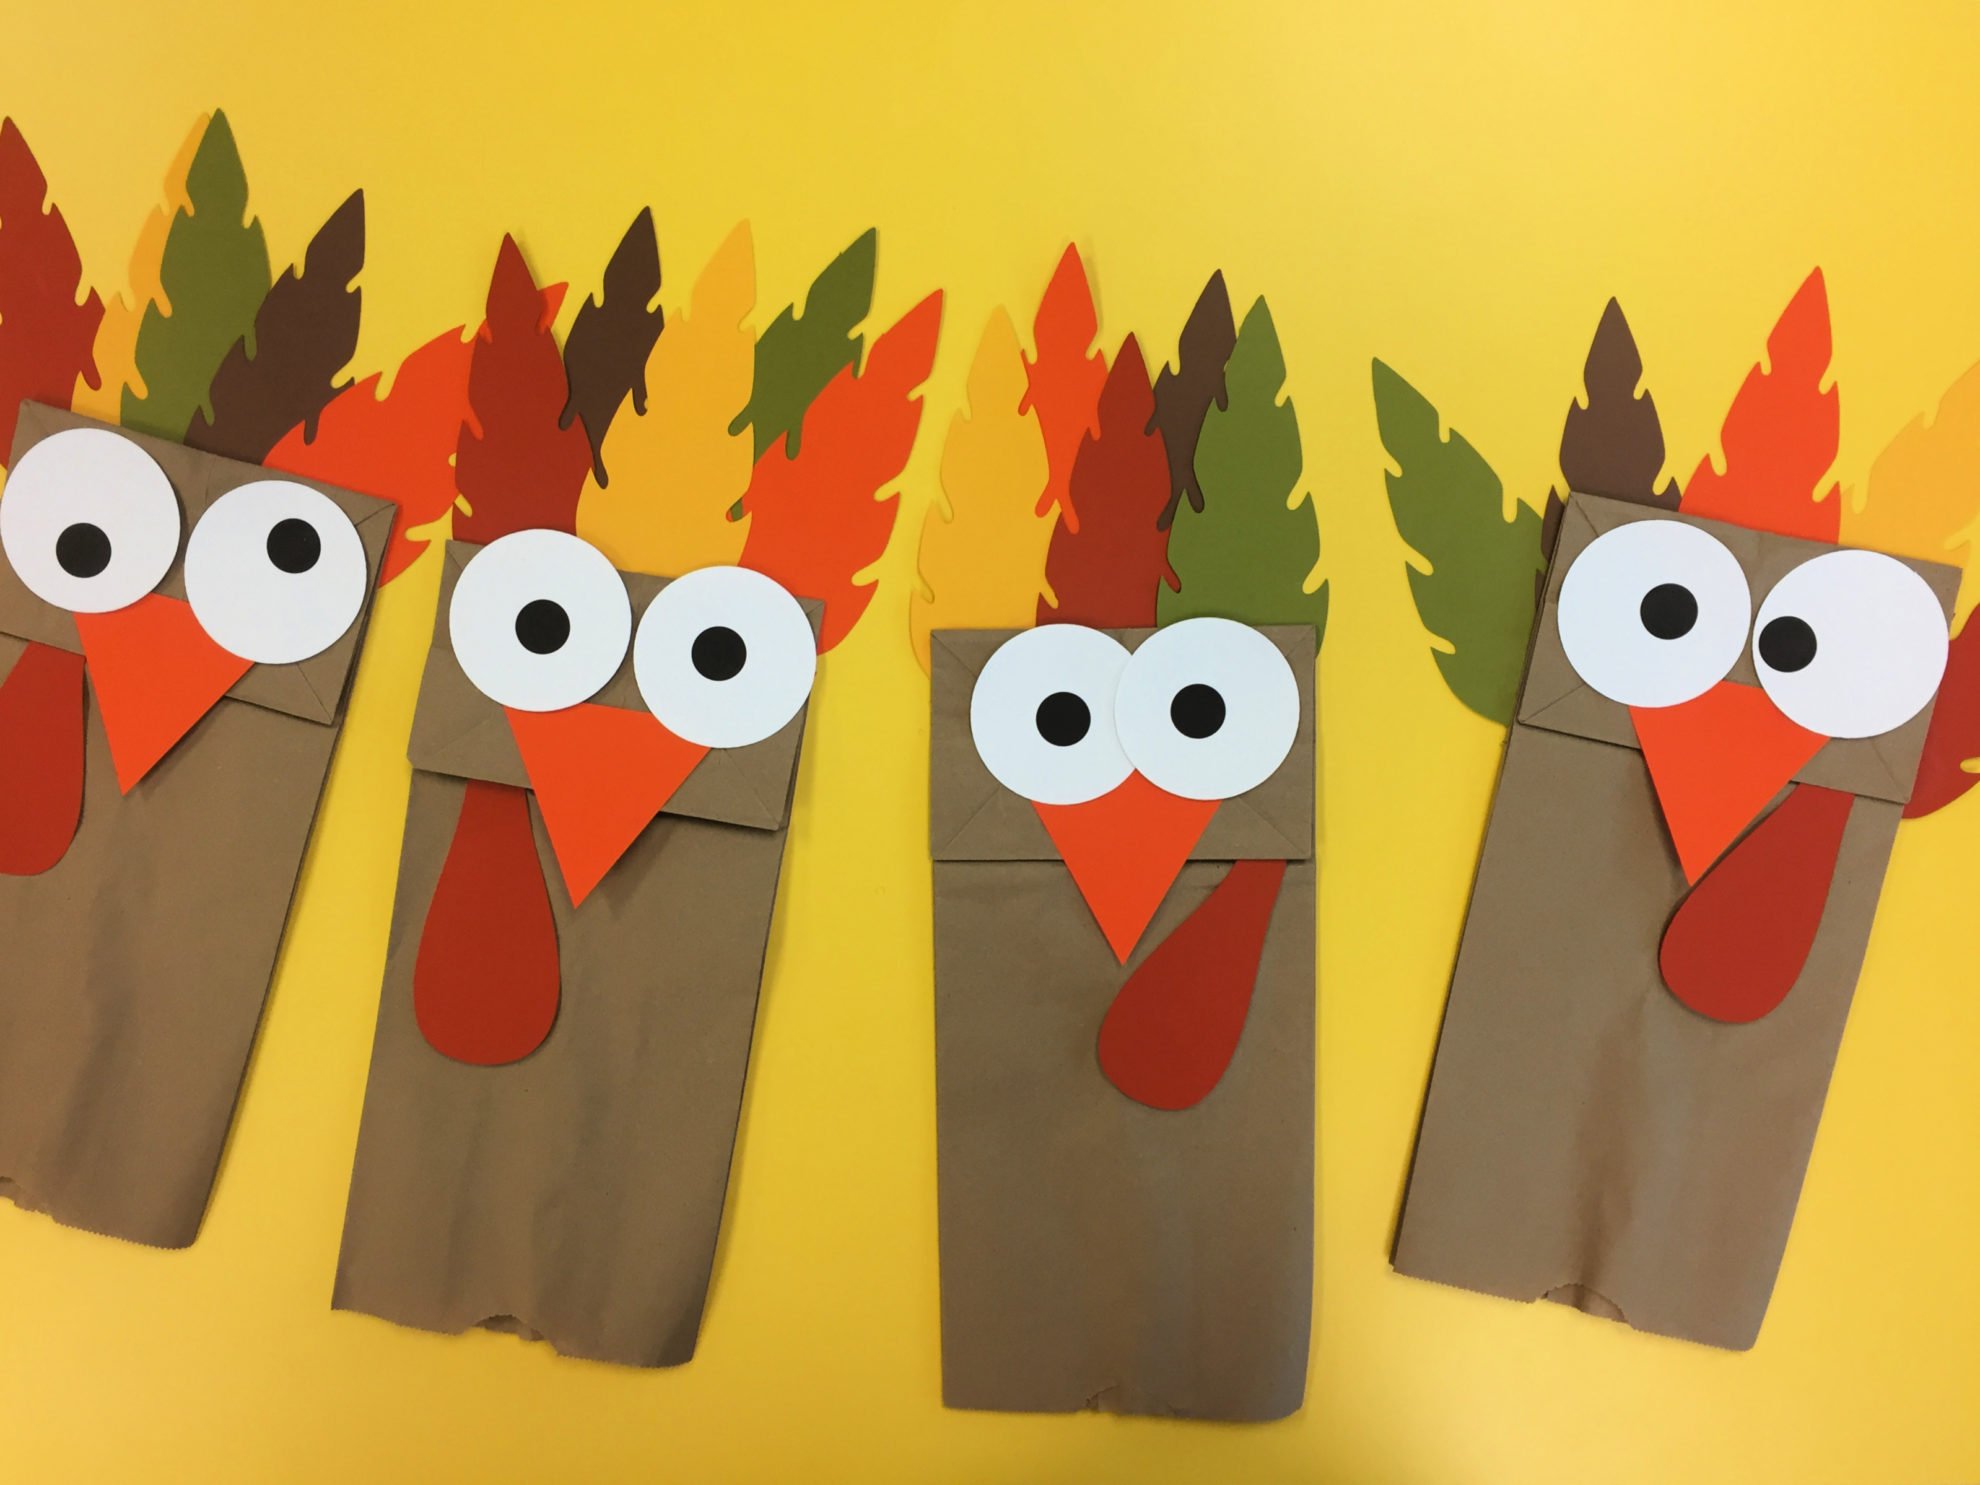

[0,118,102,457]
[1036,337,1174,628]
[1907,615,1980,818]
[454,236,590,543]
[1681,270,1841,543]
[736,291,942,652]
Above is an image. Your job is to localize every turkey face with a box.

[963,617,1303,960]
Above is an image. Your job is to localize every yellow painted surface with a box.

[1,3,1977,1481]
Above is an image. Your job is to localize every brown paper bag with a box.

[333,542,814,1367]
[929,624,1316,1420]
[1392,492,1960,1349]
[0,402,392,1247]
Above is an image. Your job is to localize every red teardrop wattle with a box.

[414,778,561,1065]
[1659,783,1854,1024]
[0,641,85,875]
[1096,857,1288,1110]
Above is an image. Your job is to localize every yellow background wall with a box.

[1,2,1977,1481]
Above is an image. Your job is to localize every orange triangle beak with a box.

[1033,773,1219,962]
[504,703,709,907]
[73,595,252,793]
[1630,681,1828,883]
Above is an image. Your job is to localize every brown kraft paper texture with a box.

[333,541,814,1367]
[0,401,392,1248]
[1392,492,1960,1349]
[930,624,1317,1421]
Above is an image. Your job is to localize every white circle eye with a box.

[1557,519,1752,708]
[183,481,368,663]
[1115,618,1301,801]
[0,428,181,613]
[633,566,816,748]
[449,530,631,711]
[969,624,1132,806]
[1751,549,1949,739]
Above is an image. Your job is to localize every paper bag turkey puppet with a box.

[913,254,1326,1419]
[1377,272,1980,1349]
[0,403,391,1246]
[336,227,940,1365]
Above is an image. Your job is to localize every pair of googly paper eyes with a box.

[0,428,368,663]
[449,530,816,749]
[1558,520,1951,737]
[971,617,1301,805]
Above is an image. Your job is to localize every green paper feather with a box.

[730,227,875,462]
[1372,357,1544,724]
[1159,298,1325,641]
[123,111,271,442]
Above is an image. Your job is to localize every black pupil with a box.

[692,625,747,682]
[514,599,571,655]
[1758,616,1818,673]
[266,517,321,574]
[55,522,111,579]
[1639,582,1698,640]
[1170,682,1226,739]
[1035,691,1091,747]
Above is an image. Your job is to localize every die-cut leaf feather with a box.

[1022,244,1108,527]
[729,228,874,463]
[0,118,102,460]
[1151,271,1236,529]
[1374,357,1544,724]
[559,207,664,484]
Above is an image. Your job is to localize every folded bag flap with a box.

[0,401,395,726]
[1518,491,1961,805]
[407,540,819,832]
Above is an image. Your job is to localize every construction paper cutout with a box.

[266,325,475,585]
[1750,549,1949,739]
[1033,774,1219,962]
[1115,617,1300,802]
[1151,271,1235,529]
[731,227,874,462]
[1373,357,1545,724]
[1553,298,1681,514]
[1681,270,1841,544]
[414,777,560,1065]
[454,236,591,543]
[73,116,203,424]
[0,428,181,613]
[123,110,271,443]
[448,529,630,713]
[559,207,664,483]
[633,566,815,749]
[1097,858,1287,1109]
[1160,297,1326,633]
[969,623,1131,806]
[185,188,364,463]
[735,291,941,652]
[505,703,708,906]
[1037,337,1173,629]
[0,117,103,456]
[1022,243,1107,525]
[1659,784,1854,1023]
[0,641,85,874]
[909,307,1052,672]
[1556,518,1752,708]
[1630,681,1828,882]
[73,593,253,792]
[577,221,755,578]
[183,480,368,663]
[1907,615,1980,818]
[1845,358,1980,623]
